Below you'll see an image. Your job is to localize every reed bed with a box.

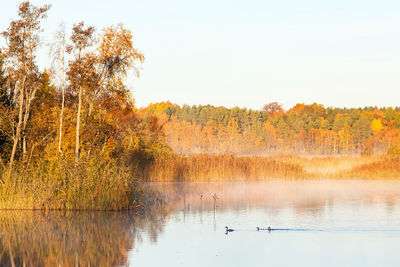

[342,156,400,179]
[0,159,163,211]
[146,154,400,181]
[146,154,309,182]
[286,156,379,178]
[1,154,399,211]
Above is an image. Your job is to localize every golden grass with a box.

[0,159,164,211]
[147,154,400,181]
[1,154,399,211]
[146,154,309,182]
[341,156,400,179]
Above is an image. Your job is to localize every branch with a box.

[0,127,13,139]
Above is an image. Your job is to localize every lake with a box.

[1,179,400,266]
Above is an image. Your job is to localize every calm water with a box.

[1,180,400,266]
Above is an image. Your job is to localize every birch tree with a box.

[66,22,96,162]
[1,1,50,175]
[49,23,67,153]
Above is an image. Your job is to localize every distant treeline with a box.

[144,102,400,155]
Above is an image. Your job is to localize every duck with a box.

[256,226,272,231]
[225,226,234,232]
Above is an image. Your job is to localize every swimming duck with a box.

[256,226,272,231]
[225,226,234,232]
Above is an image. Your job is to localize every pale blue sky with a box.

[1,0,400,109]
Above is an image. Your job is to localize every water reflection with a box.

[2,180,400,267]
[130,180,400,267]
[0,210,168,267]
[153,179,400,216]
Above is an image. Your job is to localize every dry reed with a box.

[146,154,309,182]
[146,154,400,181]
[0,159,164,211]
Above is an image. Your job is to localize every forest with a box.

[144,101,400,155]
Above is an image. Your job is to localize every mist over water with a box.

[1,180,400,266]
[130,180,400,267]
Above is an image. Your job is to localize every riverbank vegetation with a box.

[0,2,170,210]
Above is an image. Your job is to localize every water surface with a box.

[1,179,400,266]
[130,180,400,267]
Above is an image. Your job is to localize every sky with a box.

[1,0,400,110]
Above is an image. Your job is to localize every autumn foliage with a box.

[0,2,169,210]
[144,102,400,156]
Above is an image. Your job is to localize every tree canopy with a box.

[144,102,400,155]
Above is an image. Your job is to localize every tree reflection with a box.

[0,210,168,267]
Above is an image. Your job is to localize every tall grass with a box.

[146,154,309,182]
[1,154,399,210]
[146,154,400,181]
[342,156,400,179]
[0,159,163,211]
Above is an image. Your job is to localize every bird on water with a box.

[256,226,272,231]
[225,226,234,232]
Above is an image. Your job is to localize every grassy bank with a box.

[0,159,164,211]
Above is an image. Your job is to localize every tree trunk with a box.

[8,78,25,177]
[22,90,27,161]
[75,86,83,162]
[58,36,65,153]
[22,135,27,161]
[21,86,37,161]
[58,85,65,153]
